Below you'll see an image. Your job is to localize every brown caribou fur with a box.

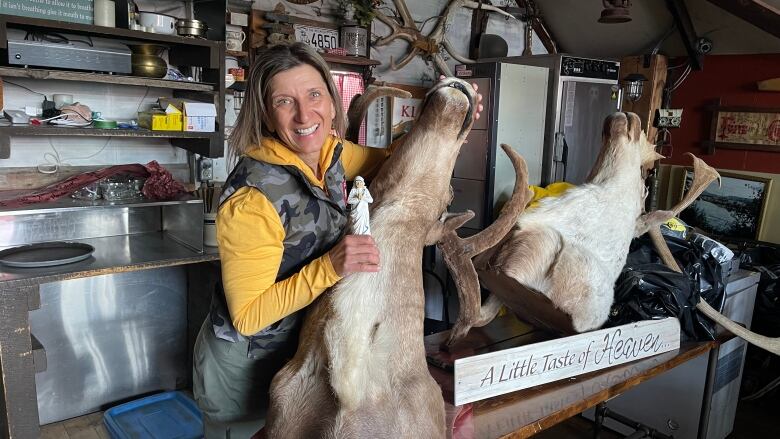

[264,78,532,437]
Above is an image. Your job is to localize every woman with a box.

[193,42,482,438]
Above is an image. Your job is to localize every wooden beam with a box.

[0,285,43,438]
[758,77,780,91]
[706,0,780,39]
[468,1,492,59]
[621,54,669,143]
[516,0,558,54]
[665,0,704,70]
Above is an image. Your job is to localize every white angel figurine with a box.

[348,176,373,235]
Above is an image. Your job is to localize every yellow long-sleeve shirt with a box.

[217,135,390,336]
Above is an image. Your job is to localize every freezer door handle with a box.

[553,132,568,181]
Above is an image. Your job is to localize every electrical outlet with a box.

[654,108,683,128]
[197,157,214,181]
[24,106,42,116]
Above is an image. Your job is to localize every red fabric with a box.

[449,402,475,439]
[142,161,187,200]
[332,71,366,144]
[0,161,185,208]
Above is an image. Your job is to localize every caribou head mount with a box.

[472,112,780,357]
[474,112,656,333]
[264,78,530,438]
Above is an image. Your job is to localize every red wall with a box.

[662,54,780,174]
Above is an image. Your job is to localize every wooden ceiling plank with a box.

[706,0,780,39]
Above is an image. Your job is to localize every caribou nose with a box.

[445,81,475,138]
[448,81,469,95]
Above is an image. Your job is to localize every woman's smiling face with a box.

[266,64,336,168]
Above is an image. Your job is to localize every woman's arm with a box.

[218,187,342,336]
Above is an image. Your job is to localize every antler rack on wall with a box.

[373,0,516,76]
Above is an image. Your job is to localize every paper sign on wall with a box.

[0,0,93,24]
[454,318,681,405]
[391,97,422,142]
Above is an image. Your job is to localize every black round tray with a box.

[0,242,95,268]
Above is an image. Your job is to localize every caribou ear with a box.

[603,112,628,144]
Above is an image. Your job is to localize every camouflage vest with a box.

[210,142,348,359]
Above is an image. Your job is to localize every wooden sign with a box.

[453,318,680,405]
[0,0,93,24]
[705,101,780,153]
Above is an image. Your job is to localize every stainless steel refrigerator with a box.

[450,61,549,234]
[482,54,622,185]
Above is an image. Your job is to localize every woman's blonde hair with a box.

[228,42,346,162]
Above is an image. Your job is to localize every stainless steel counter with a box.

[0,232,219,286]
[0,197,220,437]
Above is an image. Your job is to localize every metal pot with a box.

[176,19,208,38]
[131,54,168,78]
[127,43,166,56]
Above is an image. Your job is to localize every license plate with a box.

[294,24,339,52]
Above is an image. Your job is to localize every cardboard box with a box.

[0,0,93,25]
[138,104,183,131]
[183,102,216,132]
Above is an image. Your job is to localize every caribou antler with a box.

[374,0,516,76]
[432,144,532,346]
[637,153,721,269]
[645,155,780,356]
[696,299,780,355]
[346,85,412,143]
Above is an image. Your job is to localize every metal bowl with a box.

[131,54,168,78]
[176,19,208,38]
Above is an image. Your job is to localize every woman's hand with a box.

[439,75,484,120]
[328,234,380,276]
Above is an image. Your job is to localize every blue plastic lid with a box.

[103,391,203,439]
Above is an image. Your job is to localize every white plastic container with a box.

[94,0,116,27]
[204,212,218,247]
[138,12,176,35]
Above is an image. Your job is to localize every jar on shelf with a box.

[339,23,368,57]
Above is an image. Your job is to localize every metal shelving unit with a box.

[0,11,227,158]
[0,66,217,91]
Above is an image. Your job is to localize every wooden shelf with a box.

[0,125,219,139]
[321,53,380,67]
[0,13,227,159]
[0,126,222,158]
[228,81,246,91]
[0,13,226,159]
[0,15,220,49]
[0,67,217,91]
[226,50,249,58]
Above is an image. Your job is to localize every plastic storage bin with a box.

[103,391,203,439]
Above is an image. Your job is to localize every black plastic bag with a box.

[607,235,726,341]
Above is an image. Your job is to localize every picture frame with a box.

[679,169,772,240]
[703,99,780,154]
